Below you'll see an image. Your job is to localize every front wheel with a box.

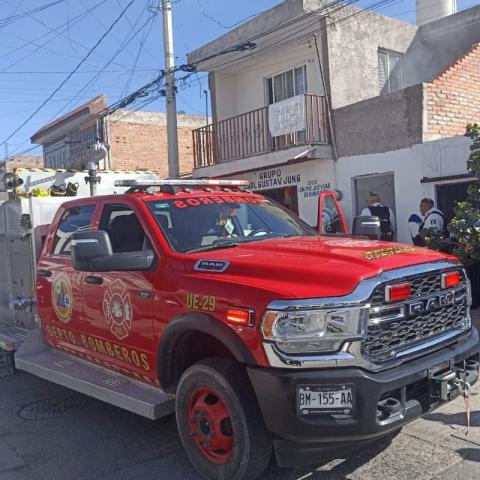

[175,358,272,480]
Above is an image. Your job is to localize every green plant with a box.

[425,124,480,264]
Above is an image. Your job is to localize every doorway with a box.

[436,181,477,223]
[262,186,299,214]
[353,173,396,215]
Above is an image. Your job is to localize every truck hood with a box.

[184,236,454,299]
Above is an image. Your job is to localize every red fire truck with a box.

[14,179,479,480]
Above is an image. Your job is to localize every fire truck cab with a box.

[11,179,480,480]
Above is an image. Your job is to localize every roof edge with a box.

[31,95,107,144]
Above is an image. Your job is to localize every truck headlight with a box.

[261,306,368,354]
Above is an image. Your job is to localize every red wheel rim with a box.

[188,386,234,464]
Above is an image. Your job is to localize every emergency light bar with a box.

[114,179,250,188]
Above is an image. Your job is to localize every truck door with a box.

[81,202,156,382]
[37,203,97,347]
[318,191,348,235]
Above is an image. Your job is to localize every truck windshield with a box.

[146,195,317,253]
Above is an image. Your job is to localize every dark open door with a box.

[318,191,348,235]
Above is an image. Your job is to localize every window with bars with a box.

[378,49,403,95]
[266,65,307,105]
[265,66,308,148]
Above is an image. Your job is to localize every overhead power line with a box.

[9,40,256,158]
[116,0,156,60]
[194,0,271,30]
[120,0,158,97]
[188,0,362,72]
[0,0,65,29]
[4,0,133,72]
[48,8,158,121]
[0,0,110,72]
[78,0,146,64]
[1,0,137,147]
[0,69,160,75]
[194,0,399,73]
[328,0,403,27]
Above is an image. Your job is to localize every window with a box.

[100,205,146,253]
[52,205,95,255]
[378,49,403,95]
[147,196,316,254]
[321,195,346,234]
[266,65,307,105]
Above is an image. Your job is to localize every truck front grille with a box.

[369,272,443,306]
[364,269,469,362]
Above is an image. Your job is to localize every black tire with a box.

[175,357,272,480]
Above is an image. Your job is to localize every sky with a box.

[1,0,479,158]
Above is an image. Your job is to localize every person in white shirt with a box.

[361,193,396,241]
[413,198,445,246]
[419,198,445,231]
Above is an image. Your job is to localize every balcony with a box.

[193,94,330,168]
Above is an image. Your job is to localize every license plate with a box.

[297,384,355,416]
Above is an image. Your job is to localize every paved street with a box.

[0,366,478,480]
[1,309,479,480]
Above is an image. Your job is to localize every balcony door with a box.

[266,66,307,149]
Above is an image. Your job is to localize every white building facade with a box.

[188,0,480,243]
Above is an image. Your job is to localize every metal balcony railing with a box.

[193,94,330,168]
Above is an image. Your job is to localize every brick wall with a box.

[107,111,206,176]
[426,43,480,140]
[4,156,44,172]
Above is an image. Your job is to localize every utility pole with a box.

[162,0,179,179]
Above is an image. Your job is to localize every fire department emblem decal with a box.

[52,275,73,323]
[103,279,133,340]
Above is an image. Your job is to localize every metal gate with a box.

[436,181,477,223]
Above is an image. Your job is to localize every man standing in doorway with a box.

[413,198,445,246]
[361,193,396,241]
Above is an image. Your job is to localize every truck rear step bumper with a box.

[15,329,175,420]
[0,323,30,351]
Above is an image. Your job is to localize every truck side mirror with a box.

[352,216,381,239]
[71,230,113,271]
[71,230,155,272]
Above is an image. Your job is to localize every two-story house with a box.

[188,0,480,242]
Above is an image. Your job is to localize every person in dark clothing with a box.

[361,193,396,241]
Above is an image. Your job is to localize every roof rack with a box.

[114,179,250,195]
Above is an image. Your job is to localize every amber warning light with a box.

[442,271,461,289]
[385,283,411,302]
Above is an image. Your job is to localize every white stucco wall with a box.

[230,158,336,226]
[336,136,473,243]
[214,40,325,122]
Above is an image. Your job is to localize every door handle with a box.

[37,269,52,278]
[85,275,103,285]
